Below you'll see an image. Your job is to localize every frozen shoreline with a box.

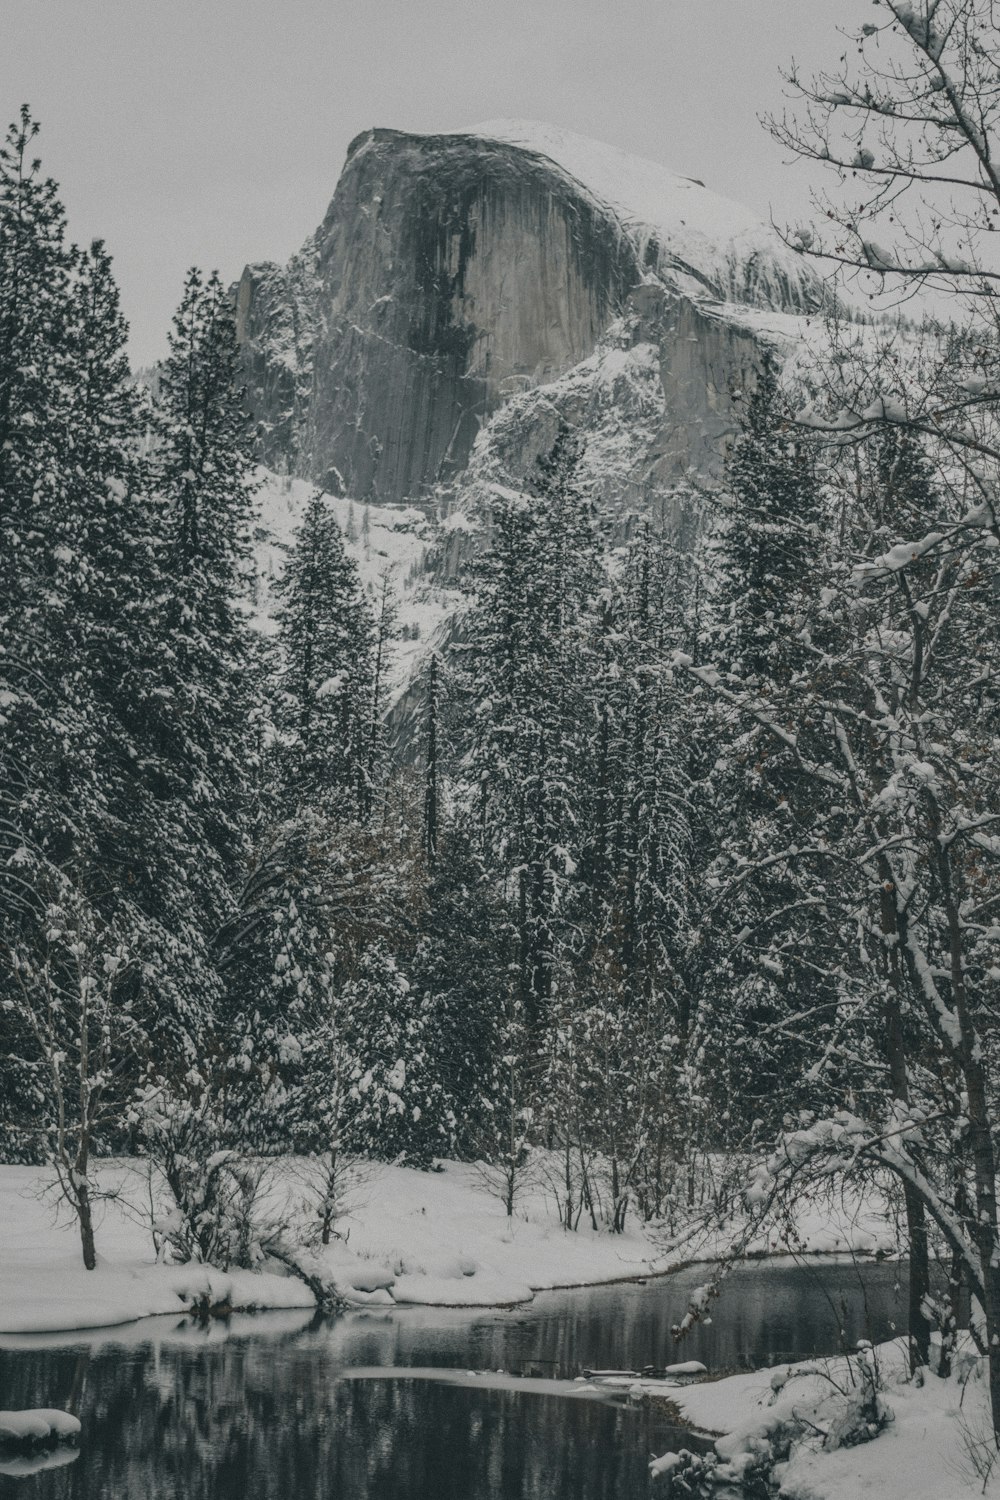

[0,1157,897,1336]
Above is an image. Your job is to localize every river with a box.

[0,1257,912,1499]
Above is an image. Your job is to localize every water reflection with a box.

[0,1259,910,1500]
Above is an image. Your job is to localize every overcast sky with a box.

[4,0,868,366]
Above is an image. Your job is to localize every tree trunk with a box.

[881,877,930,1368]
[77,1179,97,1271]
[903,1181,930,1368]
[424,654,438,866]
[935,842,1000,1437]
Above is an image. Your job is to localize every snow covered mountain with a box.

[236,120,827,508]
[239,121,834,707]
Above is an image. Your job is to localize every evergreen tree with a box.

[269,491,374,820]
[0,106,83,909]
[583,527,695,1011]
[0,115,206,1253]
[697,356,834,1132]
[468,425,602,1029]
[72,260,266,1148]
[710,355,823,686]
[0,117,159,1184]
[566,526,701,1226]
[409,826,511,1158]
[215,808,336,1148]
[337,940,450,1165]
[136,266,259,1036]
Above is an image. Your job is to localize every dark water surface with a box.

[0,1258,911,1500]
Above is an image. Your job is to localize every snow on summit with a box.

[460,120,824,312]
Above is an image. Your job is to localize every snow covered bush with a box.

[652,1351,893,1496]
[648,1447,718,1497]
[133,1078,284,1270]
[2,888,139,1269]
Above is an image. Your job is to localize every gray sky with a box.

[4,0,867,366]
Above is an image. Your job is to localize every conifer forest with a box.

[3,4,1000,1497]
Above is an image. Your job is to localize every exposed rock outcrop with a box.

[236,121,827,511]
[236,238,319,472]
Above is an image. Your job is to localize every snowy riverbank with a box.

[0,1157,897,1335]
[655,1339,998,1499]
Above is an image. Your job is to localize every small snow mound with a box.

[0,1410,81,1447]
[339,1264,396,1295]
[664,1360,708,1377]
[392,1274,534,1307]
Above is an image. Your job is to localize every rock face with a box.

[239,128,641,498]
[236,121,827,510]
[236,239,319,467]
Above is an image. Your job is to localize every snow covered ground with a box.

[0,1156,897,1336]
[7,1157,980,1498]
[0,1160,313,1336]
[656,1340,999,1499]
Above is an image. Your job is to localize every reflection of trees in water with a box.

[0,1331,659,1500]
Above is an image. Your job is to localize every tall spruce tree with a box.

[568,525,700,1226]
[468,425,602,1029]
[698,356,833,1131]
[148,267,257,916]
[269,491,374,820]
[0,114,180,1258]
[125,266,260,1062]
[0,106,81,905]
[711,355,823,687]
[219,494,380,1133]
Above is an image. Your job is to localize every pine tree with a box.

[693,357,836,1128]
[215,807,335,1148]
[0,114,184,1257]
[567,526,701,1226]
[119,266,261,1051]
[149,267,258,908]
[409,825,511,1158]
[269,490,374,820]
[338,940,452,1166]
[0,106,82,904]
[468,425,602,1029]
[710,355,823,686]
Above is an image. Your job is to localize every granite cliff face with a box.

[236,121,826,512]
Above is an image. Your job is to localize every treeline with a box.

[0,107,265,1263]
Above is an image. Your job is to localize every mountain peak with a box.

[443,119,821,313]
[237,120,822,503]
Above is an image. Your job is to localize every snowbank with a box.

[0,1157,897,1336]
[656,1340,997,1500]
[0,1409,81,1446]
[0,1449,80,1478]
[0,1161,315,1334]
